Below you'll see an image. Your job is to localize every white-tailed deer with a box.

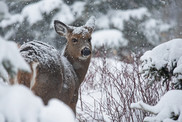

[11,17,95,113]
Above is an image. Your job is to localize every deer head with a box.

[54,16,95,61]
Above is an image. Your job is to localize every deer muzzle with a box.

[81,47,91,57]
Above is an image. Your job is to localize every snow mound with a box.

[0,84,75,122]
[0,84,43,122]
[92,29,128,48]
[40,99,75,122]
[131,90,182,121]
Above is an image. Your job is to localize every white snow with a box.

[53,1,85,25]
[0,14,22,28]
[131,90,182,121]
[0,0,86,28]
[140,18,172,46]
[0,37,30,81]
[93,7,150,49]
[95,7,171,48]
[92,29,128,48]
[110,7,150,30]
[53,3,75,24]
[96,15,110,29]
[96,7,150,31]
[39,99,75,122]
[72,27,89,35]
[22,0,62,25]
[140,38,182,84]
[71,16,95,36]
[22,3,43,25]
[0,84,43,122]
[71,1,85,18]
[0,84,75,122]
[0,1,9,20]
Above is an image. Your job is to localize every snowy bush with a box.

[0,37,30,82]
[140,39,182,89]
[131,90,182,122]
[76,57,168,121]
[131,39,182,121]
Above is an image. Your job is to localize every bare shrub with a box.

[76,55,172,121]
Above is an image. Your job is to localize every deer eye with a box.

[72,38,78,43]
[88,38,92,42]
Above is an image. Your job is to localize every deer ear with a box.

[54,20,69,36]
[84,16,96,33]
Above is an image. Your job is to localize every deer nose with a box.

[81,47,91,56]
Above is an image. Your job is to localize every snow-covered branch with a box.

[131,90,182,122]
[140,38,182,89]
[0,37,30,82]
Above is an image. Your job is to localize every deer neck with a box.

[64,50,90,86]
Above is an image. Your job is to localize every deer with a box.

[10,16,95,114]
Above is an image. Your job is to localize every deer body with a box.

[12,17,95,113]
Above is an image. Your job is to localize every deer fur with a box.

[11,17,95,113]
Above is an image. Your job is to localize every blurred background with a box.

[1,1,181,121]
[0,0,181,62]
